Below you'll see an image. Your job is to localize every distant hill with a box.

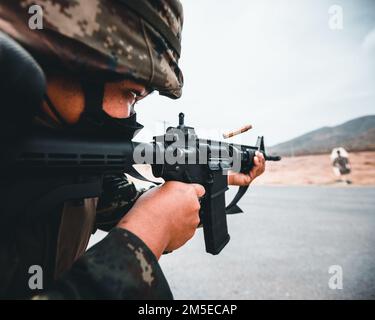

[269,115,375,157]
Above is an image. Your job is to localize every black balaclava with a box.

[44,80,144,140]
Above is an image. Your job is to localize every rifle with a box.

[0,31,281,255]
[1,113,280,255]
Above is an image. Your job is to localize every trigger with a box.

[127,166,162,185]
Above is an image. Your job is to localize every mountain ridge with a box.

[269,115,375,157]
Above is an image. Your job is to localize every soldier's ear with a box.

[0,31,46,133]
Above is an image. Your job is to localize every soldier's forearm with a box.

[117,210,170,260]
[35,228,173,300]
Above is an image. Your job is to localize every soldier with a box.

[0,0,265,299]
[331,148,352,184]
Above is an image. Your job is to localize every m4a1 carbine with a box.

[0,30,280,254]
[1,113,280,255]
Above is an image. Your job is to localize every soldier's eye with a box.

[129,90,138,99]
[123,88,151,105]
[134,91,151,104]
[122,90,138,103]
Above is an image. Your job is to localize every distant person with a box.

[330,148,352,184]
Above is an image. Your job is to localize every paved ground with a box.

[89,186,375,299]
[158,186,375,299]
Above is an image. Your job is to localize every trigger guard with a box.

[225,185,249,214]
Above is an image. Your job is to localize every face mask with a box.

[77,108,144,139]
[44,80,144,140]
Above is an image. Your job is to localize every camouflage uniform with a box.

[0,0,183,299]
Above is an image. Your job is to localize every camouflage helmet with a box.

[0,0,184,99]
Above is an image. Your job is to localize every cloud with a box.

[137,1,375,146]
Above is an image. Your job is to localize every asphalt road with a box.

[157,186,375,300]
[88,185,375,299]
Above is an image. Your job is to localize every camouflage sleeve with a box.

[95,174,152,232]
[36,228,173,300]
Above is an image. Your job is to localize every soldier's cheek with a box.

[103,88,133,119]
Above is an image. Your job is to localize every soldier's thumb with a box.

[191,184,206,198]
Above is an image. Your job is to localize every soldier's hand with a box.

[117,181,205,259]
[228,151,266,186]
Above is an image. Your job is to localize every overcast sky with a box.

[136,0,375,146]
